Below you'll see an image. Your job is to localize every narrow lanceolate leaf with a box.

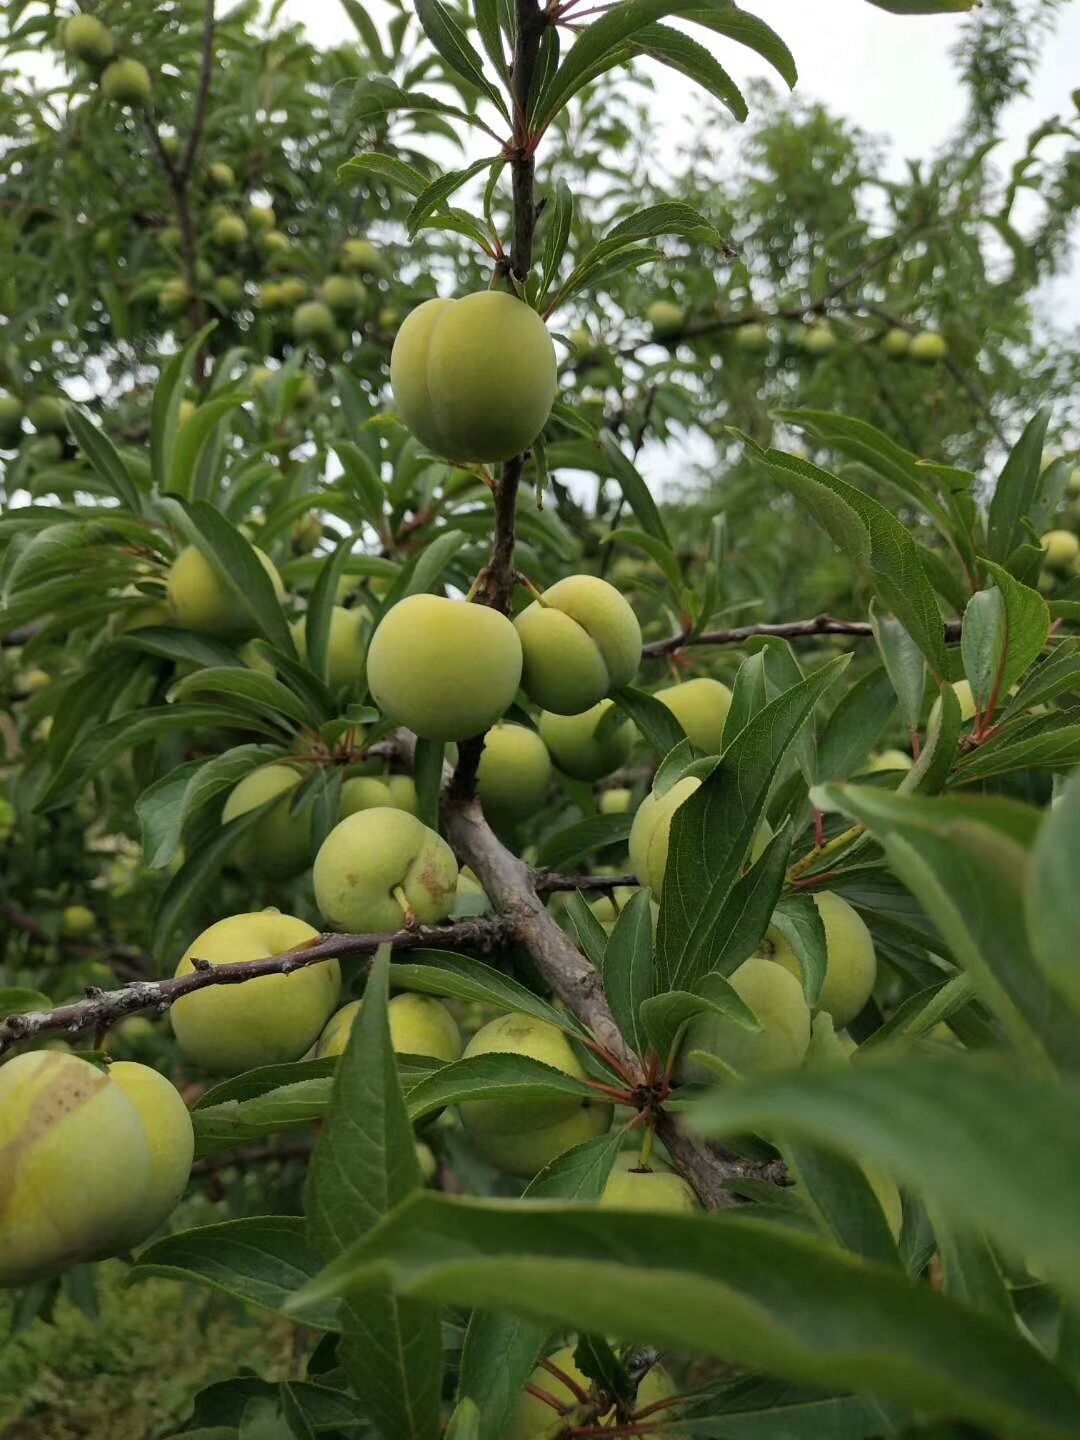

[639,973,759,1063]
[962,585,1006,713]
[742,440,948,679]
[692,1057,1080,1304]
[407,154,502,236]
[657,656,847,991]
[769,893,827,1006]
[150,321,217,491]
[304,535,355,695]
[1000,637,1080,720]
[132,1218,339,1330]
[986,407,1050,565]
[684,6,797,88]
[870,601,926,733]
[979,560,1050,703]
[306,949,442,1440]
[1028,772,1080,1020]
[612,685,687,756]
[632,24,747,119]
[390,951,574,1035]
[414,0,509,118]
[64,405,142,513]
[598,431,669,543]
[815,667,897,782]
[782,1141,900,1267]
[404,1052,597,1126]
[534,813,633,871]
[816,784,1080,1068]
[338,152,430,195]
[602,889,655,1057]
[289,1193,1080,1440]
[954,721,1080,785]
[457,1132,623,1440]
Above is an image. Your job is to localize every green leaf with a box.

[390,951,573,1035]
[864,0,978,13]
[955,722,1080,785]
[657,656,848,990]
[457,1132,623,1440]
[407,155,501,237]
[0,988,51,1019]
[304,537,355,695]
[1000,638,1080,721]
[684,7,797,88]
[472,0,506,79]
[290,1192,1080,1440]
[602,889,655,1058]
[961,585,1006,713]
[986,408,1051,564]
[150,322,217,492]
[692,1056,1080,1302]
[152,807,266,955]
[414,0,509,118]
[406,1052,597,1126]
[783,1140,900,1266]
[632,24,747,120]
[332,442,387,536]
[534,814,633,870]
[131,1218,339,1330]
[902,677,960,796]
[413,738,444,832]
[538,179,573,302]
[306,948,442,1440]
[815,666,897,781]
[978,560,1051,705]
[159,498,294,656]
[640,972,759,1062]
[770,893,827,1006]
[1028,772,1080,1020]
[170,667,313,730]
[661,1374,899,1435]
[169,391,249,502]
[597,432,669,543]
[560,891,610,969]
[338,152,430,195]
[64,405,142,513]
[742,440,948,679]
[612,685,686,756]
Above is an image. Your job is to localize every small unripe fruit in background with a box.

[22,667,52,692]
[221,764,312,879]
[171,910,340,1073]
[62,14,114,64]
[341,238,380,272]
[341,773,418,818]
[909,330,948,362]
[515,575,641,715]
[378,306,400,332]
[61,903,96,939]
[506,1346,592,1438]
[277,276,308,307]
[0,394,24,447]
[214,274,244,307]
[866,748,913,773]
[929,678,977,728]
[0,1053,150,1286]
[212,213,247,248]
[539,700,634,781]
[653,676,732,754]
[881,327,911,356]
[100,57,151,106]
[476,723,553,826]
[646,300,684,336]
[247,204,275,230]
[682,956,811,1078]
[629,775,700,895]
[207,161,235,190]
[1041,528,1079,570]
[293,300,335,342]
[27,396,67,435]
[568,326,594,355]
[768,890,878,1028]
[367,594,523,741]
[166,544,284,639]
[158,276,189,313]
[598,786,633,815]
[391,291,557,462]
[802,322,836,355]
[260,228,289,254]
[291,607,365,691]
[315,992,462,1062]
[178,399,197,426]
[601,1151,700,1211]
[321,274,366,314]
[314,807,458,932]
[458,1012,612,1177]
[107,1062,195,1244]
[734,321,769,352]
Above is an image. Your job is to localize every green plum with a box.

[515,575,642,715]
[476,723,553,826]
[909,330,948,362]
[341,773,418,818]
[291,606,365,691]
[600,1152,699,1211]
[653,677,732,753]
[166,544,284,640]
[769,890,877,1028]
[313,807,458,932]
[314,992,462,1062]
[101,57,151,105]
[221,764,312,878]
[539,701,634,781]
[63,14,114,63]
[681,956,811,1078]
[628,776,701,895]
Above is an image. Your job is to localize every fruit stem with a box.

[638,1122,655,1168]
[786,822,864,883]
[515,570,549,605]
[540,1355,592,1406]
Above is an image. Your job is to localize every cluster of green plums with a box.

[62,13,152,107]
[0,393,69,451]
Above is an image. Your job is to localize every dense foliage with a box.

[2,0,1080,1436]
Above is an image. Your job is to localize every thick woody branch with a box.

[643,613,964,658]
[0,916,509,1057]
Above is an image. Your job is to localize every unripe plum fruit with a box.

[539,701,633,781]
[458,1012,611,1177]
[629,775,701,895]
[476,723,552,826]
[277,277,308,307]
[390,291,557,462]
[342,239,380,272]
[769,890,877,1028]
[293,300,335,342]
[514,575,642,714]
[207,161,235,189]
[681,956,811,1079]
[314,807,458,932]
[802,323,837,355]
[598,786,633,815]
[314,992,462,1062]
[247,204,275,230]
[929,678,977,728]
[366,594,523,741]
[63,14,114,63]
[881,327,911,356]
[341,773,418,819]
[108,1061,194,1244]
[61,903,96,938]
[734,322,769,352]
[291,606,365,691]
[166,544,284,639]
[507,1346,592,1439]
[212,213,247,248]
[0,1053,152,1286]
[171,910,340,1073]
[1041,529,1079,570]
[653,676,732,753]
[646,301,684,336]
[321,275,366,314]
[221,764,312,878]
[27,396,67,435]
[600,1151,699,1211]
[0,394,24,446]
[909,330,948,362]
[101,58,151,106]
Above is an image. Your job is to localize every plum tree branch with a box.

[643,613,963,657]
[0,916,509,1058]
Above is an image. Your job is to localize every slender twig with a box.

[181,0,217,183]
[534,872,636,894]
[0,917,510,1057]
[643,614,963,658]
